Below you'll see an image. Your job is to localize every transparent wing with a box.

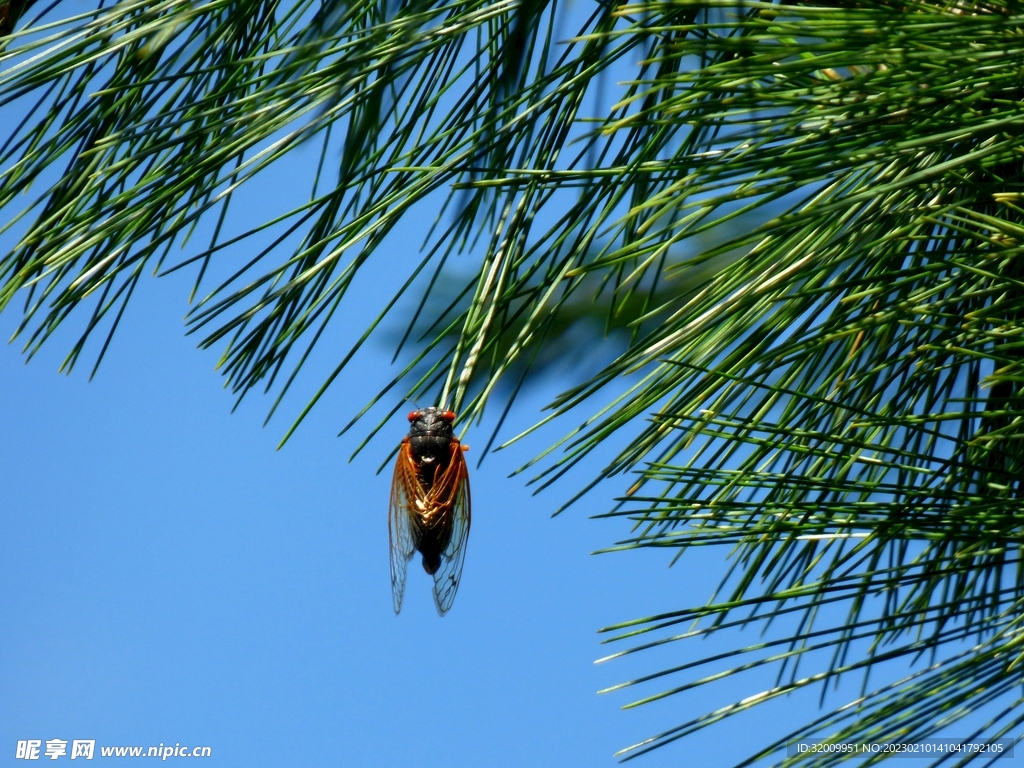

[389,439,420,615]
[431,441,472,616]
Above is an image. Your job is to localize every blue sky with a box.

[0,258,814,766]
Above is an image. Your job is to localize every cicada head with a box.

[407,406,456,439]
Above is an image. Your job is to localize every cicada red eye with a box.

[407,411,419,422]
[440,410,456,422]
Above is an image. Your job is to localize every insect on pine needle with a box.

[389,407,471,616]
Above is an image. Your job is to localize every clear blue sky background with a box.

[0,259,815,766]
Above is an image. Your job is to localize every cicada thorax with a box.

[408,432,454,492]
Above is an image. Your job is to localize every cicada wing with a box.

[431,441,471,616]
[389,439,421,614]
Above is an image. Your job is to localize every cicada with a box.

[389,407,471,616]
